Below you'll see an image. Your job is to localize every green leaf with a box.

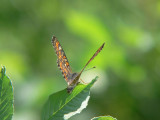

[91,116,117,120]
[42,76,98,120]
[0,66,14,120]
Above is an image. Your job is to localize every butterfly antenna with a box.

[84,66,96,72]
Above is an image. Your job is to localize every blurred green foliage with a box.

[0,0,160,120]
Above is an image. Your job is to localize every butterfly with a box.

[52,36,105,93]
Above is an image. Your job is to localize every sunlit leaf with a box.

[42,77,98,120]
[91,116,117,120]
[0,66,14,120]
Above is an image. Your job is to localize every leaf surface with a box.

[91,116,117,120]
[0,66,13,120]
[42,77,98,120]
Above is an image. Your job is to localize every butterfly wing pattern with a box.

[52,36,105,93]
[52,36,72,83]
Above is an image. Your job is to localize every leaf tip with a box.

[0,66,6,78]
[89,76,98,85]
[91,115,117,120]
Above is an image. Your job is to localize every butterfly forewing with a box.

[69,42,105,87]
[52,36,72,82]
[80,43,105,74]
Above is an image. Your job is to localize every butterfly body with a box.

[52,36,105,93]
[67,72,80,93]
[66,72,78,85]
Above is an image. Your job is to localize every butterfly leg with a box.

[80,78,88,84]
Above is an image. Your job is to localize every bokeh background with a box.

[0,0,160,120]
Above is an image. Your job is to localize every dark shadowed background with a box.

[0,0,160,120]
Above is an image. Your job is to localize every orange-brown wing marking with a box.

[80,43,105,74]
[52,36,72,81]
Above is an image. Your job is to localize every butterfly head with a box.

[67,86,75,93]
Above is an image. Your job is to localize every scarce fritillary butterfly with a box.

[52,36,105,93]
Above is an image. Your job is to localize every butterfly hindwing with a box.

[52,36,72,82]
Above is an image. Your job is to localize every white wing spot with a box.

[59,46,62,50]
[64,95,90,120]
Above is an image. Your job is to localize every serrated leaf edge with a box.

[64,95,90,120]
[0,66,14,120]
